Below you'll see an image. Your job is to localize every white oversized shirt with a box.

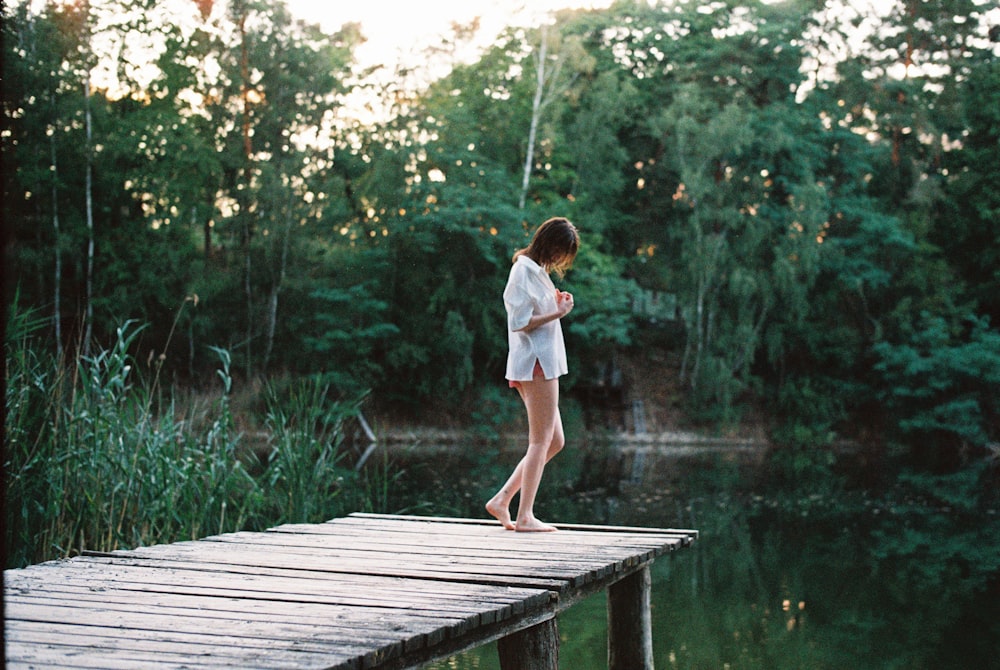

[503,255,569,382]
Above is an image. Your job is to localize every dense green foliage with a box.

[3,0,998,532]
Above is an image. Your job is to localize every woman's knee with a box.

[548,433,565,456]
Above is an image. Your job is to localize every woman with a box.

[486,217,579,532]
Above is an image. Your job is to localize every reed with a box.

[259,375,360,525]
[4,301,381,568]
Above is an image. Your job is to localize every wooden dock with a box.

[4,513,697,669]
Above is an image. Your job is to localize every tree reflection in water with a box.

[391,441,999,670]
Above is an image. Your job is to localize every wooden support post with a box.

[608,564,654,670]
[497,617,559,670]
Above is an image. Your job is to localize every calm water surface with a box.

[380,439,1000,670]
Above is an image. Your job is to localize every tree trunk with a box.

[691,268,705,389]
[83,75,95,357]
[262,196,294,374]
[243,217,253,380]
[684,230,726,391]
[239,6,254,379]
[203,211,212,257]
[519,29,548,211]
[197,204,212,259]
[50,118,63,361]
[263,285,278,374]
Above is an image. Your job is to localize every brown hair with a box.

[513,217,579,277]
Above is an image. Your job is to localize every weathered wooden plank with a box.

[6,571,543,641]
[6,577,508,644]
[6,552,560,667]
[4,513,698,670]
[214,532,657,578]
[129,536,621,578]
[5,647,226,670]
[5,645,355,670]
[279,516,664,543]
[341,512,698,542]
[254,536,657,566]
[5,592,444,646]
[5,619,370,667]
[8,556,544,606]
[5,619,365,670]
[15,555,547,613]
[293,515,696,550]
[349,512,698,535]
[155,538,626,586]
[6,592,449,648]
[100,543,594,590]
[211,526,652,562]
[279,517,694,543]
[118,523,675,589]
[5,588,458,653]
[6,600,404,653]
[240,525,678,561]
[6,574,528,619]
[7,620,385,670]
[10,559,563,612]
[270,519,691,563]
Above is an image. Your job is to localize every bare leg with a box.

[486,386,525,529]
[486,377,563,532]
[486,407,563,529]
[487,382,564,529]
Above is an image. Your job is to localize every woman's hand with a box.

[514,291,575,333]
[556,290,574,316]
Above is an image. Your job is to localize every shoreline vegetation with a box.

[7,312,997,543]
[377,425,768,449]
[7,311,997,569]
[0,322,753,572]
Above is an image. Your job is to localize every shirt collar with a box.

[518,255,544,274]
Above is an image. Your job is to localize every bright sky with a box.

[22,0,996,108]
[280,0,617,121]
[284,0,614,73]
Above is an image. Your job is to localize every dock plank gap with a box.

[4,513,698,669]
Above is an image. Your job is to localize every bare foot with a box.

[515,516,557,533]
[486,498,516,530]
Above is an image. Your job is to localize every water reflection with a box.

[384,439,1000,670]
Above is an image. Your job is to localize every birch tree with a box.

[518,25,593,210]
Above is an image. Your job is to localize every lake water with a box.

[377,438,1000,670]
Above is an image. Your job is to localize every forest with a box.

[4,0,1000,570]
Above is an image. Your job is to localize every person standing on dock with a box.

[486,217,579,532]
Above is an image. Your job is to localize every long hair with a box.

[513,217,579,277]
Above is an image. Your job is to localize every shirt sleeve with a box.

[503,267,534,332]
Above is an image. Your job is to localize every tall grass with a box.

[4,302,382,569]
[260,376,363,525]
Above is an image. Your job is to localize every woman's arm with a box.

[513,291,574,333]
